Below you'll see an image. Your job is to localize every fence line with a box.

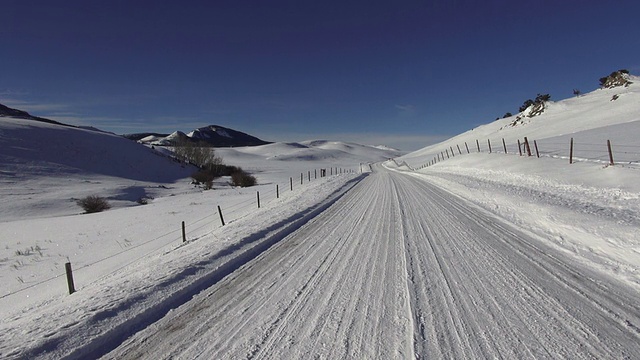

[1,166,356,300]
[411,137,640,170]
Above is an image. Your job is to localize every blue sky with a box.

[2,0,640,150]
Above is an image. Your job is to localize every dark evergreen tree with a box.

[535,93,551,103]
[519,99,534,112]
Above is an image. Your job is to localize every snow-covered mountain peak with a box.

[135,124,270,147]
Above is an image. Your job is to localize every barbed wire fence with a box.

[410,137,640,170]
[1,166,357,299]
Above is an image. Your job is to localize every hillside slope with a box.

[0,117,196,220]
[401,75,640,165]
[0,103,71,127]
[387,75,640,290]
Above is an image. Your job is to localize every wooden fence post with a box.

[502,138,507,154]
[218,206,225,226]
[569,138,574,164]
[257,191,260,208]
[457,144,462,155]
[300,173,303,184]
[476,139,480,152]
[315,169,317,179]
[290,177,293,191]
[465,142,470,154]
[276,184,279,198]
[517,140,522,156]
[534,140,540,158]
[488,139,492,153]
[446,149,450,159]
[65,262,75,295]
[524,137,532,156]
[607,140,614,165]
[182,221,186,242]
[308,171,311,181]
[450,146,455,157]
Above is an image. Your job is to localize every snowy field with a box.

[1,78,640,358]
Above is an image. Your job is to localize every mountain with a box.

[127,125,271,147]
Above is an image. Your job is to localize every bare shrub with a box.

[191,170,216,184]
[173,139,223,169]
[191,165,245,188]
[77,195,111,213]
[231,169,257,187]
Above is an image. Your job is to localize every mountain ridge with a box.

[0,103,73,127]
[125,124,271,147]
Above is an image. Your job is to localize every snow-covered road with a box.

[102,165,640,359]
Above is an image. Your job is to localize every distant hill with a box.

[0,103,72,127]
[0,115,199,220]
[0,116,195,182]
[121,132,171,142]
[215,139,405,165]
[126,125,271,147]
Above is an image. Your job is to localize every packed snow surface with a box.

[1,79,640,358]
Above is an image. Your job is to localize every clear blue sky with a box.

[2,0,639,150]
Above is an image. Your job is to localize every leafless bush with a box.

[77,195,111,213]
[173,139,223,169]
[231,169,257,187]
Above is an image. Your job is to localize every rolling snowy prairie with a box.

[1,78,640,358]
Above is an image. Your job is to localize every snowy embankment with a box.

[391,78,640,289]
[387,153,640,289]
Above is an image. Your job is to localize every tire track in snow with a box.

[423,178,640,352]
[105,172,412,359]
[393,169,640,358]
[249,204,364,358]
[103,166,640,359]
[249,176,388,358]
[401,179,554,358]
